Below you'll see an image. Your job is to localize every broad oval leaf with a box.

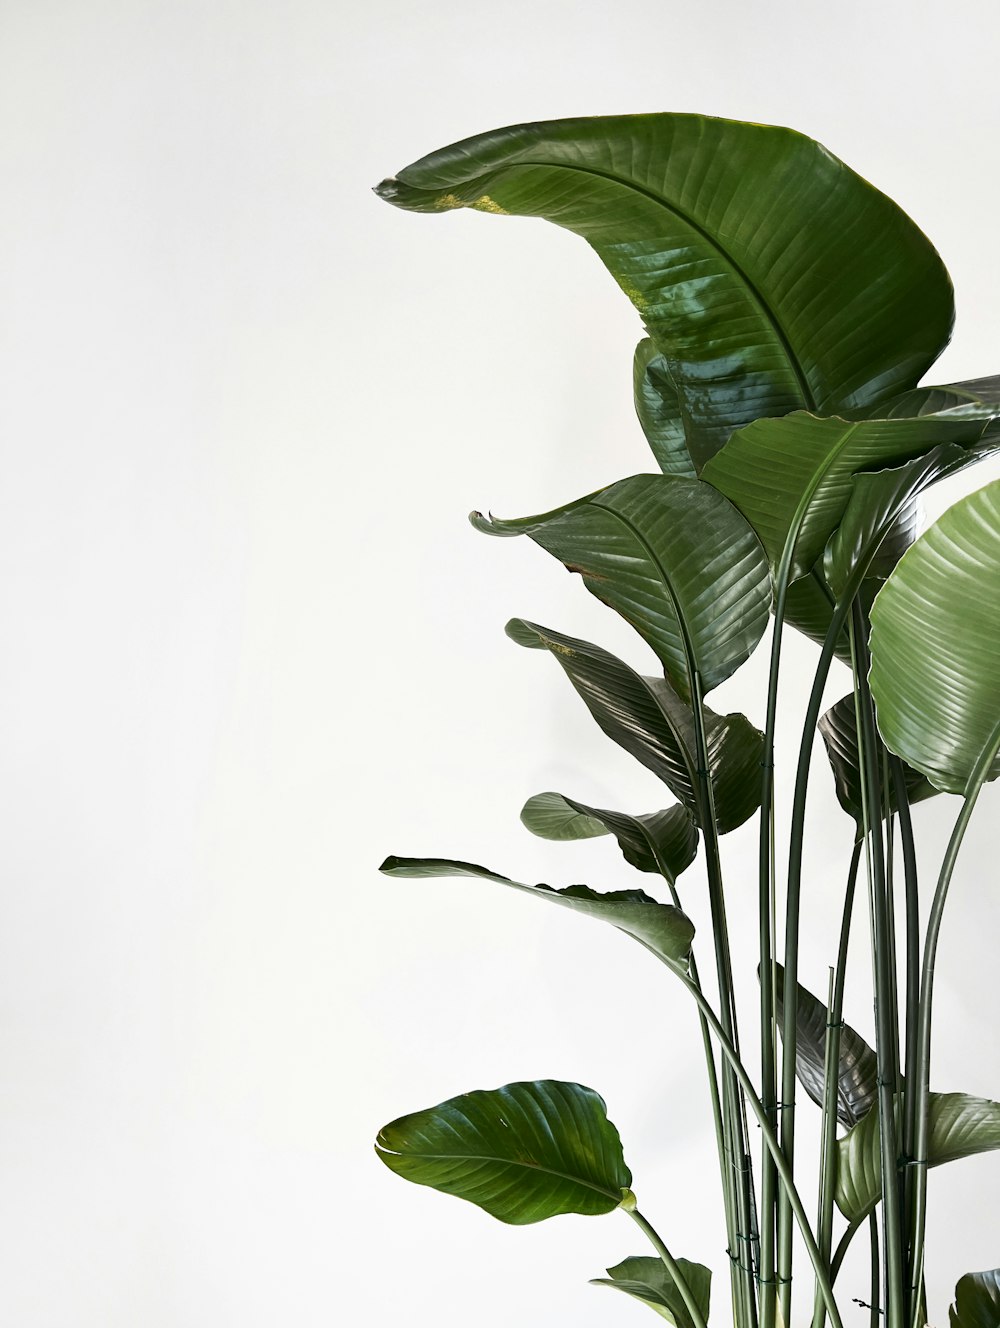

[507,619,764,834]
[702,411,989,581]
[950,1269,1000,1328]
[592,1254,712,1328]
[376,1079,631,1224]
[521,792,699,878]
[376,114,954,469]
[379,855,695,965]
[836,1091,1000,1223]
[773,963,877,1127]
[474,474,771,699]
[818,694,939,834]
[869,480,1000,794]
[633,339,697,478]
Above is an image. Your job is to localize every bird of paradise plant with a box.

[372,113,1000,1328]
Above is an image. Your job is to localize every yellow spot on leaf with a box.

[433,193,465,210]
[472,195,510,215]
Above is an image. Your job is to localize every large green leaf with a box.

[521,792,699,878]
[869,480,1000,794]
[702,410,989,581]
[633,339,697,478]
[823,444,990,600]
[593,1255,712,1328]
[856,373,1000,423]
[376,114,954,469]
[836,1092,1000,1223]
[783,566,852,664]
[950,1269,1000,1328]
[507,619,764,833]
[818,693,939,832]
[375,1080,631,1224]
[379,855,695,965]
[773,964,877,1127]
[473,474,771,699]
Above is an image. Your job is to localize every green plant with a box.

[372,114,1000,1328]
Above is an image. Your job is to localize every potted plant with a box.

[371,113,1000,1328]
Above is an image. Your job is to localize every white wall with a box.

[1,1,999,1323]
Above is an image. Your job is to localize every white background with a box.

[2,1,999,1324]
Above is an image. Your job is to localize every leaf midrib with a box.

[375,1146,623,1201]
[480,156,819,411]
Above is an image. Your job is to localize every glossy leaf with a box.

[818,694,939,832]
[836,1092,1000,1223]
[702,410,989,581]
[773,963,877,1127]
[375,1080,631,1224]
[858,373,1000,423]
[783,566,851,665]
[521,792,699,877]
[379,855,695,965]
[473,474,771,699]
[824,444,989,600]
[377,113,954,469]
[869,480,1000,794]
[508,619,764,833]
[633,339,697,478]
[950,1269,1000,1328]
[593,1255,712,1328]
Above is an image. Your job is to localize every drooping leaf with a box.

[950,1268,1000,1328]
[836,1092,1000,1223]
[521,792,699,878]
[869,480,1000,794]
[379,855,695,965]
[818,693,940,832]
[375,1080,631,1224]
[702,411,989,582]
[857,373,1000,424]
[773,963,877,1127]
[824,444,988,600]
[473,474,771,699]
[633,339,697,478]
[592,1255,712,1328]
[376,114,954,469]
[507,619,764,833]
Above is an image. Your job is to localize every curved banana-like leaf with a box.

[836,1092,1000,1223]
[379,856,695,965]
[950,1269,1000,1328]
[869,480,1000,794]
[376,1080,631,1224]
[474,475,771,699]
[702,410,989,581]
[773,964,877,1127]
[507,619,764,833]
[824,444,988,600]
[633,339,697,478]
[857,373,1000,424]
[521,792,699,878]
[593,1255,712,1328]
[818,694,939,833]
[376,114,954,469]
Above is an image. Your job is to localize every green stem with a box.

[628,1206,710,1328]
[667,963,846,1328]
[869,1212,881,1328]
[850,604,904,1328]
[908,722,1000,1328]
[691,670,757,1328]
[812,842,863,1328]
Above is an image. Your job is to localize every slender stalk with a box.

[811,842,863,1328]
[908,722,1000,1328]
[628,1206,710,1328]
[850,604,904,1328]
[667,963,846,1328]
[652,843,736,1301]
[691,670,757,1328]
[888,756,919,1318]
[869,1213,881,1328]
[831,1217,865,1283]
